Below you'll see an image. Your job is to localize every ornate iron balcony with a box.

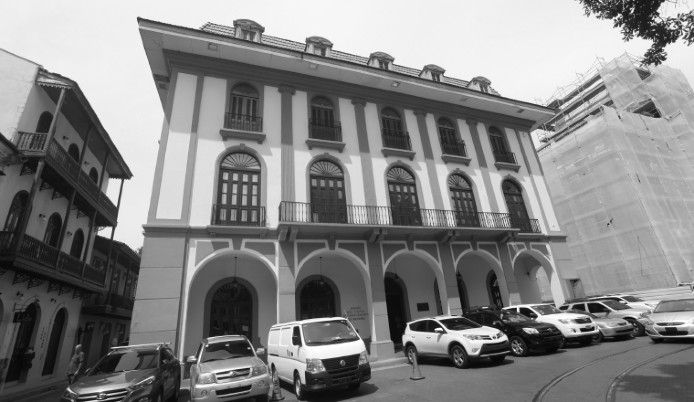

[493,150,517,164]
[211,204,266,226]
[309,119,342,142]
[224,113,263,132]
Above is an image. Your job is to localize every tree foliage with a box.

[578,0,694,65]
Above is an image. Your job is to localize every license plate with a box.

[664,327,677,334]
[584,326,593,330]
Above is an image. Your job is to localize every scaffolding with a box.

[536,54,694,295]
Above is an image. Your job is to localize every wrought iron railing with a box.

[18,235,60,267]
[441,140,468,157]
[279,202,541,232]
[211,204,266,226]
[224,113,263,132]
[309,119,342,142]
[493,150,517,164]
[382,131,412,150]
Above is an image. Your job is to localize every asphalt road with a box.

[23,336,694,402]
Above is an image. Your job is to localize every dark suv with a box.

[61,343,180,402]
[464,307,564,357]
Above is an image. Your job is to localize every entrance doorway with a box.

[42,308,66,375]
[6,303,39,382]
[209,282,252,339]
[384,276,407,345]
[299,278,336,319]
[488,273,504,308]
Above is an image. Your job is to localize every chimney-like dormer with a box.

[468,76,492,93]
[233,19,264,43]
[305,36,333,57]
[420,64,445,82]
[368,52,394,70]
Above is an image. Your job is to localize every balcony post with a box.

[13,88,67,254]
[81,210,97,278]
[77,123,94,180]
[55,188,78,267]
[97,152,111,203]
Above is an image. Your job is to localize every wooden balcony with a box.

[0,231,107,287]
[211,204,266,227]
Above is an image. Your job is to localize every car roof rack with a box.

[110,342,170,351]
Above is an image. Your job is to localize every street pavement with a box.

[18,336,694,402]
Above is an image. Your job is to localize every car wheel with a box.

[294,372,307,401]
[489,355,505,364]
[651,337,664,344]
[592,331,604,343]
[509,336,529,357]
[449,344,469,369]
[405,344,418,365]
[627,319,645,337]
[579,337,592,346]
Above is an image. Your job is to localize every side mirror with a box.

[292,335,302,346]
[434,327,445,334]
[185,356,197,364]
[256,348,266,356]
[492,320,503,328]
[528,313,538,319]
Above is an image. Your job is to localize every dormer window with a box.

[421,64,445,83]
[469,76,492,94]
[233,19,264,43]
[369,52,394,70]
[305,36,333,57]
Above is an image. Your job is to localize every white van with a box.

[267,317,371,400]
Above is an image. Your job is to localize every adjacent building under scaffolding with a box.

[536,54,694,296]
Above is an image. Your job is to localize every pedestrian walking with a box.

[67,344,84,384]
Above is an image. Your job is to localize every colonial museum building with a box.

[133,18,575,361]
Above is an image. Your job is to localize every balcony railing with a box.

[47,140,81,178]
[224,113,263,132]
[441,140,468,157]
[309,119,342,142]
[16,131,48,152]
[211,204,266,226]
[0,231,107,286]
[382,131,412,150]
[279,202,541,233]
[493,150,517,164]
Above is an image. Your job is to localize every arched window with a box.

[35,112,53,133]
[42,308,67,375]
[227,84,261,132]
[438,118,465,156]
[43,213,62,248]
[89,167,99,183]
[456,272,469,310]
[299,278,336,320]
[449,174,479,227]
[381,108,409,150]
[310,160,346,223]
[68,143,80,162]
[488,272,503,308]
[4,191,28,232]
[489,126,515,164]
[209,281,252,339]
[70,229,85,259]
[215,153,262,226]
[309,97,339,141]
[387,166,420,226]
[503,180,531,232]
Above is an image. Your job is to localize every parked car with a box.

[563,309,633,342]
[267,317,370,401]
[503,304,599,346]
[463,307,564,357]
[644,297,694,343]
[61,342,180,402]
[402,315,510,369]
[558,299,650,336]
[187,335,270,402]
[588,294,659,310]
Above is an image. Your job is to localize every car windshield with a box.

[602,300,629,310]
[499,311,532,323]
[302,320,359,346]
[533,305,561,315]
[439,317,481,330]
[201,340,254,363]
[654,299,694,313]
[90,349,158,374]
[620,296,643,302]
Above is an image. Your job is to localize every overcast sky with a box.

[1,0,693,251]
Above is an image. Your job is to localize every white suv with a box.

[503,304,599,346]
[401,315,510,369]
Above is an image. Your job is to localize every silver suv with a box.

[559,299,650,336]
[61,343,180,402]
[188,335,270,402]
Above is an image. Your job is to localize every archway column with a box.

[441,243,462,315]
[498,243,522,306]
[278,242,296,322]
[367,242,394,360]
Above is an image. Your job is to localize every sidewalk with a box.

[0,379,66,402]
